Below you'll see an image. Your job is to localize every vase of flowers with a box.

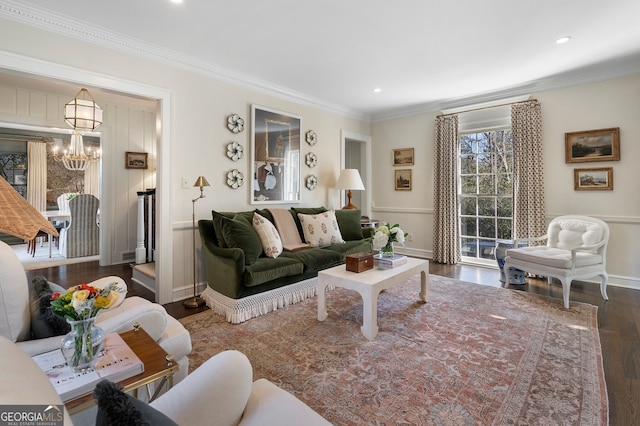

[50,282,122,371]
[371,223,407,257]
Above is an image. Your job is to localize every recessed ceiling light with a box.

[555,36,571,44]
[373,88,382,93]
[171,0,183,4]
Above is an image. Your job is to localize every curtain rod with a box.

[0,136,44,142]
[437,98,538,118]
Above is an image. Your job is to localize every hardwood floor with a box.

[25,260,639,425]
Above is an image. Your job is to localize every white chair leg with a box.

[560,279,571,309]
[599,273,609,301]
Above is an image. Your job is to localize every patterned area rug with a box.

[180,275,608,425]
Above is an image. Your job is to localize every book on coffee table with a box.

[32,332,144,402]
[373,254,408,268]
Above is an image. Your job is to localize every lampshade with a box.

[193,176,210,188]
[64,88,103,131]
[335,169,365,190]
[0,176,58,241]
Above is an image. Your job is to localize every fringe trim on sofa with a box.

[200,277,334,324]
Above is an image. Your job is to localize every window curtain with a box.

[511,100,546,240]
[84,160,100,198]
[433,114,461,264]
[27,141,47,212]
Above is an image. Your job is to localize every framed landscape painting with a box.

[251,105,302,204]
[125,152,148,169]
[394,169,412,190]
[574,167,613,191]
[565,127,620,163]
[392,148,414,166]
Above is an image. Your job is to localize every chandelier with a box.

[53,88,103,171]
[52,131,101,171]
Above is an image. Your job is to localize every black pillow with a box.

[29,276,71,339]
[94,380,178,426]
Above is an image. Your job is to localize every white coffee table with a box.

[317,257,429,340]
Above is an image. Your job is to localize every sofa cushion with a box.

[323,240,372,257]
[29,276,70,339]
[281,248,343,272]
[94,380,178,426]
[252,213,283,258]
[334,209,363,241]
[222,215,263,265]
[244,257,304,287]
[297,210,345,248]
[212,210,258,248]
[0,241,31,342]
[290,207,327,242]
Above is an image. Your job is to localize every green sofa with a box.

[198,207,371,323]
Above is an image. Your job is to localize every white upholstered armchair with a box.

[504,215,609,309]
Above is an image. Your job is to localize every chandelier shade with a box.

[64,88,103,131]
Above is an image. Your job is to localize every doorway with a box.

[340,130,372,218]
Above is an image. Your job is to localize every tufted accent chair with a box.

[504,215,609,308]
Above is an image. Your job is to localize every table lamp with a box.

[335,169,365,210]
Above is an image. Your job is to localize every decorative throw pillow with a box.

[334,209,364,241]
[252,213,283,258]
[290,207,327,243]
[94,380,178,426]
[297,210,345,248]
[29,276,70,339]
[221,214,263,265]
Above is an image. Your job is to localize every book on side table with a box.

[32,332,144,402]
[373,253,408,269]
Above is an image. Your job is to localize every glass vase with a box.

[60,317,105,372]
[380,241,395,257]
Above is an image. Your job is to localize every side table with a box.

[65,326,178,415]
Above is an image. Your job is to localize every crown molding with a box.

[0,1,371,122]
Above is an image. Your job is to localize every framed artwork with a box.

[125,152,148,169]
[251,105,302,204]
[565,127,620,163]
[392,148,414,166]
[574,167,613,191]
[394,169,412,191]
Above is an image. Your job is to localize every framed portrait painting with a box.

[565,127,620,163]
[251,105,302,204]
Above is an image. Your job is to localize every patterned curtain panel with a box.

[511,100,546,240]
[26,141,47,212]
[433,114,461,264]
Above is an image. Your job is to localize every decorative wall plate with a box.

[227,114,245,134]
[227,169,244,188]
[305,130,317,145]
[226,141,244,161]
[305,175,317,190]
[305,152,317,168]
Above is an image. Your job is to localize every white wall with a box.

[371,74,640,289]
[0,18,370,303]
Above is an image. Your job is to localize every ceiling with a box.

[2,0,640,120]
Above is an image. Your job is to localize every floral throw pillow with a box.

[297,210,345,248]
[252,213,283,258]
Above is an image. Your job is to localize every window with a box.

[459,130,513,261]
